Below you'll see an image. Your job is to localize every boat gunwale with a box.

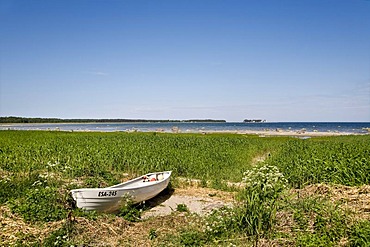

[70,171,172,193]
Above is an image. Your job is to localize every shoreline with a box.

[1,122,369,137]
[0,127,368,137]
[201,129,367,137]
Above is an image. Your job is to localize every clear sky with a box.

[1,0,369,122]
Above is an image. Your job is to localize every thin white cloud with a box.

[84,71,109,76]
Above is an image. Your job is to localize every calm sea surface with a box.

[1,122,370,134]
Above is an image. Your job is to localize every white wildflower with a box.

[32,180,42,187]
[242,164,287,194]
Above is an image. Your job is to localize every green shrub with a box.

[204,164,287,241]
[239,164,287,237]
[0,173,40,203]
[242,164,288,200]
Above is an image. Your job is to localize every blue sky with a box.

[1,0,369,122]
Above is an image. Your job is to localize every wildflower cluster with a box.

[31,175,45,187]
[204,206,240,237]
[243,164,288,199]
[47,161,71,173]
[53,235,69,246]
[32,172,56,187]
[47,161,60,168]
[0,174,11,184]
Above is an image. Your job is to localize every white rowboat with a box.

[70,171,172,212]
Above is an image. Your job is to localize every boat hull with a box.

[71,171,171,212]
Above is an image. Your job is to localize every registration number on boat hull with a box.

[98,191,117,197]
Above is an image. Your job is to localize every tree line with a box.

[0,116,226,124]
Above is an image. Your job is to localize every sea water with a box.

[1,122,370,134]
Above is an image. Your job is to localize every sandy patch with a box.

[142,187,235,218]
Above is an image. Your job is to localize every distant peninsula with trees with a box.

[0,116,226,124]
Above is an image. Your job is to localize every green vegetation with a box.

[176,203,189,213]
[268,136,370,188]
[0,130,369,246]
[117,196,142,222]
[0,130,284,183]
[348,220,370,247]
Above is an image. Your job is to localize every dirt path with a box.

[142,187,235,218]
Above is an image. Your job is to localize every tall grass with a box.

[0,131,285,183]
[267,136,370,188]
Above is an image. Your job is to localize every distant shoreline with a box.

[201,129,369,137]
[1,123,369,137]
[1,121,369,137]
[0,116,226,124]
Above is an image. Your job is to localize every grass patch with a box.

[9,186,69,223]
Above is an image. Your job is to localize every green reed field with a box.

[1,130,369,246]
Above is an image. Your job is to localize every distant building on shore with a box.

[243,119,266,123]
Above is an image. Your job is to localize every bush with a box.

[240,164,287,237]
[148,228,157,240]
[204,164,288,241]
[242,164,288,200]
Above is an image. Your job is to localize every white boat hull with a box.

[71,171,172,212]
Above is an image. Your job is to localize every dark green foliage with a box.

[179,230,206,246]
[0,173,41,203]
[348,220,370,247]
[148,228,157,240]
[9,186,68,222]
[176,203,189,212]
[117,198,142,222]
[0,116,226,123]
